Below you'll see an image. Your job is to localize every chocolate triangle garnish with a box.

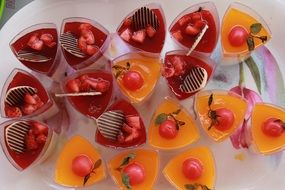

[60,32,86,58]
[5,121,31,153]
[97,110,125,141]
[5,86,37,106]
[132,6,159,31]
[17,50,51,63]
[180,67,208,93]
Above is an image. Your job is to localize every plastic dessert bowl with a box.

[0,68,55,119]
[9,23,61,77]
[221,2,272,61]
[251,103,285,155]
[194,90,247,142]
[95,99,146,149]
[108,149,159,190]
[162,50,216,100]
[111,52,161,104]
[148,96,200,150]
[169,1,219,56]
[163,146,216,190]
[116,3,166,54]
[60,17,111,70]
[54,135,106,187]
[62,69,113,119]
[0,119,57,171]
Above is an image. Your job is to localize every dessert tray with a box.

[0,0,285,190]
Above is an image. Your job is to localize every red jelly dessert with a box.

[0,119,56,171]
[162,50,215,100]
[95,99,146,149]
[169,2,219,54]
[60,17,110,70]
[10,23,59,76]
[63,69,113,119]
[0,69,52,118]
[117,3,166,53]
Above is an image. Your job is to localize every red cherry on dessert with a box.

[182,158,203,180]
[228,25,249,47]
[262,118,284,137]
[72,154,93,177]
[185,25,200,36]
[213,108,234,131]
[122,71,144,91]
[123,162,145,185]
[159,119,178,139]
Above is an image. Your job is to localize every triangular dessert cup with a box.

[0,119,57,171]
[60,17,111,70]
[169,2,219,56]
[0,68,57,119]
[116,3,166,55]
[95,99,146,149]
[162,50,216,100]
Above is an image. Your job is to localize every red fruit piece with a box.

[95,78,110,92]
[6,106,22,118]
[125,129,140,142]
[182,158,203,180]
[171,56,186,76]
[191,12,202,21]
[122,123,133,134]
[78,36,88,53]
[131,30,146,44]
[28,34,44,51]
[172,30,183,41]
[120,28,132,42]
[185,25,200,36]
[79,23,92,31]
[262,118,285,137]
[66,79,81,93]
[228,25,249,47]
[86,45,98,56]
[126,115,141,129]
[122,71,144,91]
[161,65,175,78]
[122,162,145,185]
[178,15,192,26]
[25,132,38,151]
[32,122,48,136]
[159,119,178,139]
[81,29,95,45]
[24,93,37,105]
[40,33,56,48]
[117,132,125,144]
[36,134,47,145]
[72,154,94,177]
[146,25,156,38]
[194,20,206,30]
[21,104,37,115]
[214,108,235,131]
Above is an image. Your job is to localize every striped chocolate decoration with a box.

[59,32,86,58]
[132,6,159,31]
[5,121,31,153]
[5,86,37,106]
[17,50,51,63]
[180,67,208,93]
[97,110,125,141]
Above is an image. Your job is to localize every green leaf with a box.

[244,56,262,94]
[208,93,213,107]
[250,23,262,34]
[122,173,131,190]
[172,109,181,115]
[93,159,102,170]
[155,113,168,125]
[185,184,195,190]
[246,37,255,51]
[116,153,136,171]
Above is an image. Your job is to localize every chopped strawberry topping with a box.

[78,36,88,53]
[66,79,81,93]
[6,106,22,118]
[79,23,92,31]
[24,93,37,105]
[36,134,47,145]
[117,132,125,144]
[120,28,132,42]
[32,122,48,136]
[172,30,183,41]
[86,45,99,56]
[80,29,95,45]
[40,33,56,48]
[126,115,141,129]
[67,76,110,93]
[28,34,44,51]
[185,25,200,36]
[25,122,48,152]
[131,30,146,44]
[95,78,110,93]
[178,15,192,26]
[146,25,156,38]
[21,104,37,115]
[172,56,186,76]
[194,20,206,30]
[117,115,141,143]
[161,66,175,78]
[25,131,38,151]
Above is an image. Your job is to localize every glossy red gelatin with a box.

[169,2,219,54]
[61,18,110,69]
[10,24,59,76]
[163,51,215,100]
[1,69,52,118]
[63,70,113,119]
[117,3,166,54]
[95,99,146,148]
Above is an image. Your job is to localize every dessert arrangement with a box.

[0,1,283,190]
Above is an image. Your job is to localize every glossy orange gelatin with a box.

[108,149,159,190]
[251,103,285,154]
[163,147,215,190]
[221,2,271,57]
[195,90,247,142]
[112,54,161,103]
[148,97,199,150]
[54,135,105,187]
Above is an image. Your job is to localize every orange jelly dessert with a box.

[195,90,247,142]
[148,97,199,150]
[221,2,271,58]
[251,103,285,155]
[54,135,105,187]
[163,147,215,190]
[112,52,161,103]
[108,149,159,190]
